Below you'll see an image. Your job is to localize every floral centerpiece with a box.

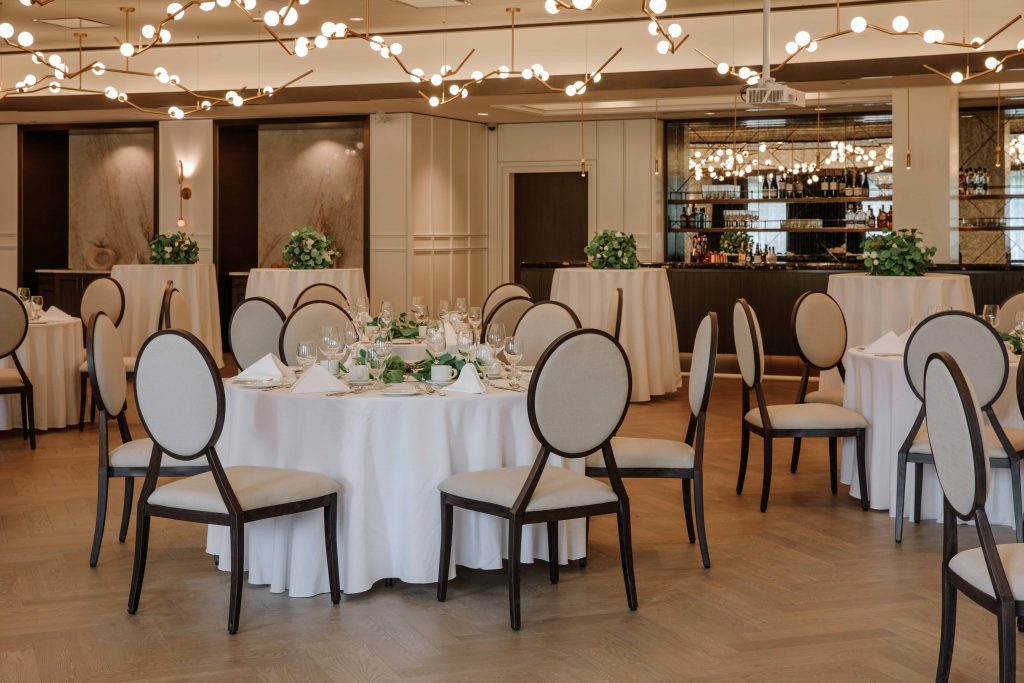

[584,230,639,269]
[341,348,481,384]
[860,228,936,276]
[719,231,751,255]
[371,312,420,340]
[283,227,340,270]
[148,231,199,265]
[410,351,480,382]
[1002,330,1023,356]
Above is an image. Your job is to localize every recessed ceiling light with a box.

[704,111,715,115]
[349,16,364,21]
[478,112,488,116]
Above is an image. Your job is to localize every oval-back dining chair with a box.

[293,283,349,313]
[482,282,532,322]
[606,287,624,341]
[279,300,352,366]
[512,301,581,366]
[0,288,33,448]
[996,291,1024,334]
[229,297,286,370]
[482,296,533,339]
[78,277,129,431]
[158,281,189,332]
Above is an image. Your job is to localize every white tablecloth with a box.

[827,273,975,348]
[840,348,1022,527]
[0,319,82,431]
[111,264,223,367]
[244,268,368,314]
[551,268,681,402]
[387,323,458,362]
[205,383,585,596]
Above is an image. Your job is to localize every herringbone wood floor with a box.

[0,371,1018,681]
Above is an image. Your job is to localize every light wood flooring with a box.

[0,371,1020,681]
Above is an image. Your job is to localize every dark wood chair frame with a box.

[734,299,869,513]
[895,311,1022,544]
[437,328,638,631]
[482,282,532,320]
[789,291,848,475]
[228,297,286,371]
[157,281,181,331]
[609,287,623,341]
[87,312,210,567]
[512,300,582,334]
[481,295,534,335]
[0,288,34,449]
[79,277,127,431]
[277,300,353,363]
[127,330,340,634]
[586,312,717,569]
[927,351,1023,683]
[293,283,350,312]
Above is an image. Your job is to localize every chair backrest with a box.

[134,329,224,460]
[791,291,846,371]
[158,281,189,332]
[80,277,125,331]
[279,300,352,365]
[606,287,623,341]
[0,288,28,359]
[689,313,719,417]
[513,301,581,366]
[924,352,988,520]
[997,291,1024,333]
[229,297,286,370]
[87,312,128,417]
[294,283,349,312]
[904,311,1007,407]
[482,282,532,321]
[528,328,631,457]
[733,299,764,389]
[483,296,533,337]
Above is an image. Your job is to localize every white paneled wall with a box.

[369,114,412,310]
[158,119,214,263]
[0,125,16,290]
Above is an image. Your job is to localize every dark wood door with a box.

[513,172,587,281]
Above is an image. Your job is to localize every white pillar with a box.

[158,119,214,264]
[892,86,959,263]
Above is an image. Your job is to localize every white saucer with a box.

[381,385,419,397]
[427,379,455,388]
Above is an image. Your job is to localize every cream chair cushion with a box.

[109,438,209,469]
[0,368,25,388]
[439,465,618,512]
[910,424,1024,458]
[744,403,868,430]
[586,436,694,470]
[148,466,340,514]
[79,356,136,373]
[804,388,844,406]
[948,543,1024,599]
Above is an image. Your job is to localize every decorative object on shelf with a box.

[584,230,639,269]
[719,231,751,254]
[86,242,118,270]
[282,228,341,270]
[149,231,199,265]
[860,229,936,276]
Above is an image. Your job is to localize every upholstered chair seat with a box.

[909,424,1024,458]
[587,436,694,470]
[744,403,868,430]
[0,288,33,448]
[78,276,128,430]
[440,465,617,512]
[148,466,340,515]
[107,438,210,469]
[0,367,26,388]
[803,388,844,406]
[948,544,1024,599]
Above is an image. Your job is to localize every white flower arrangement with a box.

[283,227,340,270]
[148,231,198,264]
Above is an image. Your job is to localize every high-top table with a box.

[551,267,680,402]
[0,316,81,431]
[244,268,368,314]
[111,264,223,367]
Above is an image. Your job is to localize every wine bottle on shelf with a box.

[829,172,839,198]
[867,207,876,230]
[838,170,848,197]
[785,174,794,198]
[698,207,707,229]
[982,168,990,195]
[770,173,779,199]
[795,175,804,198]
[760,173,769,199]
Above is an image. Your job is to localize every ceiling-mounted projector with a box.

[742,78,806,107]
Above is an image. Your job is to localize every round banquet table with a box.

[550,268,680,402]
[827,273,975,348]
[840,347,1023,527]
[111,264,223,367]
[0,318,82,431]
[244,268,368,314]
[205,382,586,596]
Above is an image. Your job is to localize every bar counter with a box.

[520,262,1024,356]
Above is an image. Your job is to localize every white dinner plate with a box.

[427,379,455,388]
[381,385,419,397]
[233,378,282,389]
[347,378,373,387]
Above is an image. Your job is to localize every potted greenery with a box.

[149,231,199,264]
[283,227,340,270]
[860,228,936,276]
[584,230,639,269]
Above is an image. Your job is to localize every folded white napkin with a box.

[42,306,73,321]
[236,353,296,383]
[864,330,908,356]
[290,363,350,394]
[445,364,486,394]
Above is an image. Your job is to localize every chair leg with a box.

[26,388,34,450]
[127,511,151,615]
[89,471,109,567]
[547,521,559,585]
[693,472,710,569]
[790,437,802,474]
[1011,459,1023,544]
[507,519,523,630]
[680,478,695,543]
[737,426,750,494]
[118,477,134,543]
[20,392,28,440]
[228,522,244,634]
[89,395,96,424]
[78,373,87,431]
[895,451,908,544]
[759,436,773,513]
[936,577,956,682]
[616,501,639,611]
[913,462,924,523]
[856,430,869,511]
[324,499,341,605]
[437,499,454,602]
[579,516,589,569]
[998,606,1016,683]
[828,437,838,495]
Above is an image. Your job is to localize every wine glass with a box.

[426,326,447,358]
[456,297,467,319]
[457,327,475,361]
[1015,311,1024,335]
[16,287,29,304]
[982,304,1000,327]
[296,340,317,371]
[378,302,394,337]
[319,325,341,369]
[503,336,525,388]
[29,295,43,321]
[467,306,482,342]
[485,323,506,375]
[439,299,450,323]
[411,296,426,325]
[366,347,388,389]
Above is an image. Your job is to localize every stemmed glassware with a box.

[354,298,371,341]
[439,299,450,324]
[457,327,476,361]
[318,325,342,372]
[467,306,482,342]
[454,297,467,324]
[342,322,360,360]
[485,323,506,376]
[16,288,29,306]
[503,336,525,389]
[29,296,43,321]
[296,340,317,371]
[369,333,393,389]
[378,301,394,338]
[982,304,1000,327]
[426,325,447,358]
[411,296,426,325]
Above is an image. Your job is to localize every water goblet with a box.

[427,327,447,358]
[16,287,29,304]
[456,297,467,318]
[319,325,341,369]
[367,347,388,389]
[457,327,475,361]
[439,299,450,322]
[467,306,482,342]
[296,340,317,371]
[982,304,1000,328]
[29,295,43,321]
[485,323,506,375]
[503,336,525,388]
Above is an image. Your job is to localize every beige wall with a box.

[0,125,16,290]
[158,119,214,263]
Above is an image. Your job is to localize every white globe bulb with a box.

[0,23,12,39]
[572,0,592,9]
[891,15,909,33]
[737,66,750,79]
[747,75,759,85]
[593,72,601,83]
[321,21,335,36]
[218,0,231,6]
[565,84,577,96]
[428,96,439,107]
[648,0,667,14]
[159,29,172,43]
[985,56,999,70]
[970,36,984,49]
[545,0,559,13]
[430,74,442,86]
[785,41,798,54]
[141,24,156,39]
[950,71,964,84]
[200,1,215,10]
[668,23,682,38]
[314,35,328,49]
[166,3,183,17]
[92,62,106,75]
[795,30,811,47]
[806,41,818,52]
[48,82,60,93]
[120,42,135,57]
[283,7,298,26]
[471,70,483,81]
[17,32,33,47]
[656,40,670,55]
[522,68,533,79]
[104,86,118,99]
[923,29,936,43]
[850,16,867,33]
[390,42,402,55]
[449,84,459,95]
[263,10,280,26]
[716,62,729,75]
[933,29,945,42]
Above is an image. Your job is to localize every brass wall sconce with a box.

[177,160,191,228]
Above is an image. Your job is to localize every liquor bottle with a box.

[760,173,769,199]
[785,174,794,198]
[828,172,838,198]
[878,206,888,229]
[839,170,848,197]
[770,173,779,199]
[982,168,989,195]
[886,205,894,229]
[861,170,870,196]
[698,207,707,229]
[795,175,804,198]
[867,207,876,230]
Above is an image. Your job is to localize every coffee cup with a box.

[431,364,457,382]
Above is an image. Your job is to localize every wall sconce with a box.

[177,160,192,228]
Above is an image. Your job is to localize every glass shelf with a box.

[667,196,893,205]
